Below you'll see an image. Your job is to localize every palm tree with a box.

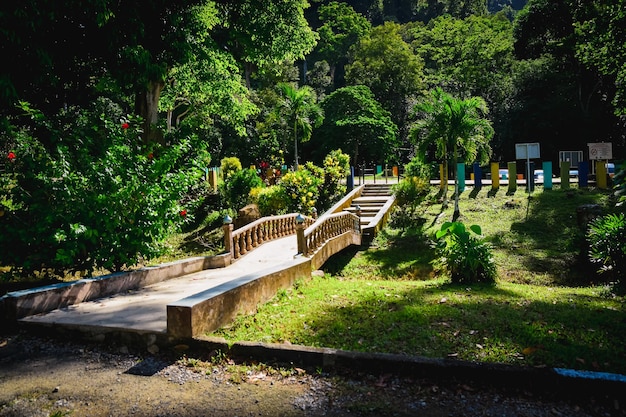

[277,83,324,169]
[412,88,493,220]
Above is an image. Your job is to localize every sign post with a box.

[515,143,541,192]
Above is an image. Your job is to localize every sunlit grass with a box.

[213,184,626,374]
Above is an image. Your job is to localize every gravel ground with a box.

[1,332,624,417]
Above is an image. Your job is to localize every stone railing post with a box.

[222,215,234,258]
[296,214,307,256]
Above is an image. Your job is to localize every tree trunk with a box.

[135,79,165,144]
[453,143,460,221]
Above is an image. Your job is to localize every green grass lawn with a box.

[212,185,626,374]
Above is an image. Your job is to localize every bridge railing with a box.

[298,211,361,257]
[225,213,315,260]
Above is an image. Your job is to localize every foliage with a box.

[318,149,351,211]
[219,168,264,211]
[276,83,324,168]
[574,0,626,115]
[614,161,626,207]
[587,213,626,286]
[434,222,498,284]
[279,167,322,215]
[391,176,431,231]
[220,157,243,179]
[404,156,435,179]
[411,87,493,217]
[406,15,515,105]
[314,85,398,166]
[0,103,206,277]
[250,186,289,217]
[346,22,424,144]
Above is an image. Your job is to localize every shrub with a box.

[220,156,242,179]
[0,102,207,277]
[318,149,350,211]
[280,167,322,215]
[404,156,435,179]
[588,213,626,285]
[391,176,431,231]
[433,222,497,284]
[250,185,288,216]
[220,168,264,211]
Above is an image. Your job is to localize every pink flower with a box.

[7,151,16,161]
[121,122,130,130]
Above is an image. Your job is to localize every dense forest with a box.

[1,0,625,275]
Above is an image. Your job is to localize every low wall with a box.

[1,253,231,322]
[167,257,311,339]
[362,195,397,238]
[166,231,362,339]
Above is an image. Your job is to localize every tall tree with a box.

[276,83,324,169]
[316,2,371,86]
[312,85,398,166]
[574,0,626,116]
[346,22,424,149]
[411,88,493,219]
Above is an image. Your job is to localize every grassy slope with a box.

[213,185,626,374]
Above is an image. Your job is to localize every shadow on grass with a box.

[323,226,437,281]
[288,281,626,374]
[500,188,610,285]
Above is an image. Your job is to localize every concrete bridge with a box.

[1,184,395,351]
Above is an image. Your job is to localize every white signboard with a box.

[515,143,541,159]
[588,143,613,160]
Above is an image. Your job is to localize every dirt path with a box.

[1,333,622,417]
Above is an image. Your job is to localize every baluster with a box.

[233,235,241,258]
[245,230,252,251]
[251,225,258,248]
[239,234,247,255]
[258,222,264,244]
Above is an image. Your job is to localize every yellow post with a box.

[491,162,500,189]
[596,161,608,189]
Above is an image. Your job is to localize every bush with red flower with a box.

[0,99,210,277]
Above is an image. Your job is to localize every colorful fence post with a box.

[507,162,517,193]
[439,164,446,191]
[596,161,608,189]
[491,162,500,189]
[560,161,570,189]
[579,161,589,188]
[473,163,482,190]
[457,163,466,192]
[542,161,553,190]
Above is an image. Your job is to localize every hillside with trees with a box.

[1,0,625,277]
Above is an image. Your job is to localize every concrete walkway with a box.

[19,236,300,334]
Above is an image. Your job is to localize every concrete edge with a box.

[167,257,313,339]
[0,253,231,322]
[192,337,626,403]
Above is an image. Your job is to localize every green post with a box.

[542,161,552,190]
[457,163,466,192]
[560,161,570,189]
[507,161,517,193]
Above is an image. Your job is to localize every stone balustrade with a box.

[225,213,314,260]
[300,211,360,257]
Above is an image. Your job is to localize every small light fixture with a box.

[296,213,305,224]
[223,214,232,225]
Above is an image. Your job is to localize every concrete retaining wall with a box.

[1,254,231,322]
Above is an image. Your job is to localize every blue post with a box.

[579,161,589,188]
[542,161,552,190]
[347,166,354,191]
[457,163,466,192]
[473,163,482,190]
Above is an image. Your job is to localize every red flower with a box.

[179,209,187,217]
[147,152,154,160]
[121,122,130,130]
[7,151,16,161]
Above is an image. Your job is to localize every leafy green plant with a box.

[588,213,626,285]
[0,100,207,277]
[434,221,497,284]
[220,156,242,179]
[250,185,288,216]
[391,176,431,231]
[219,168,264,211]
[279,167,321,215]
